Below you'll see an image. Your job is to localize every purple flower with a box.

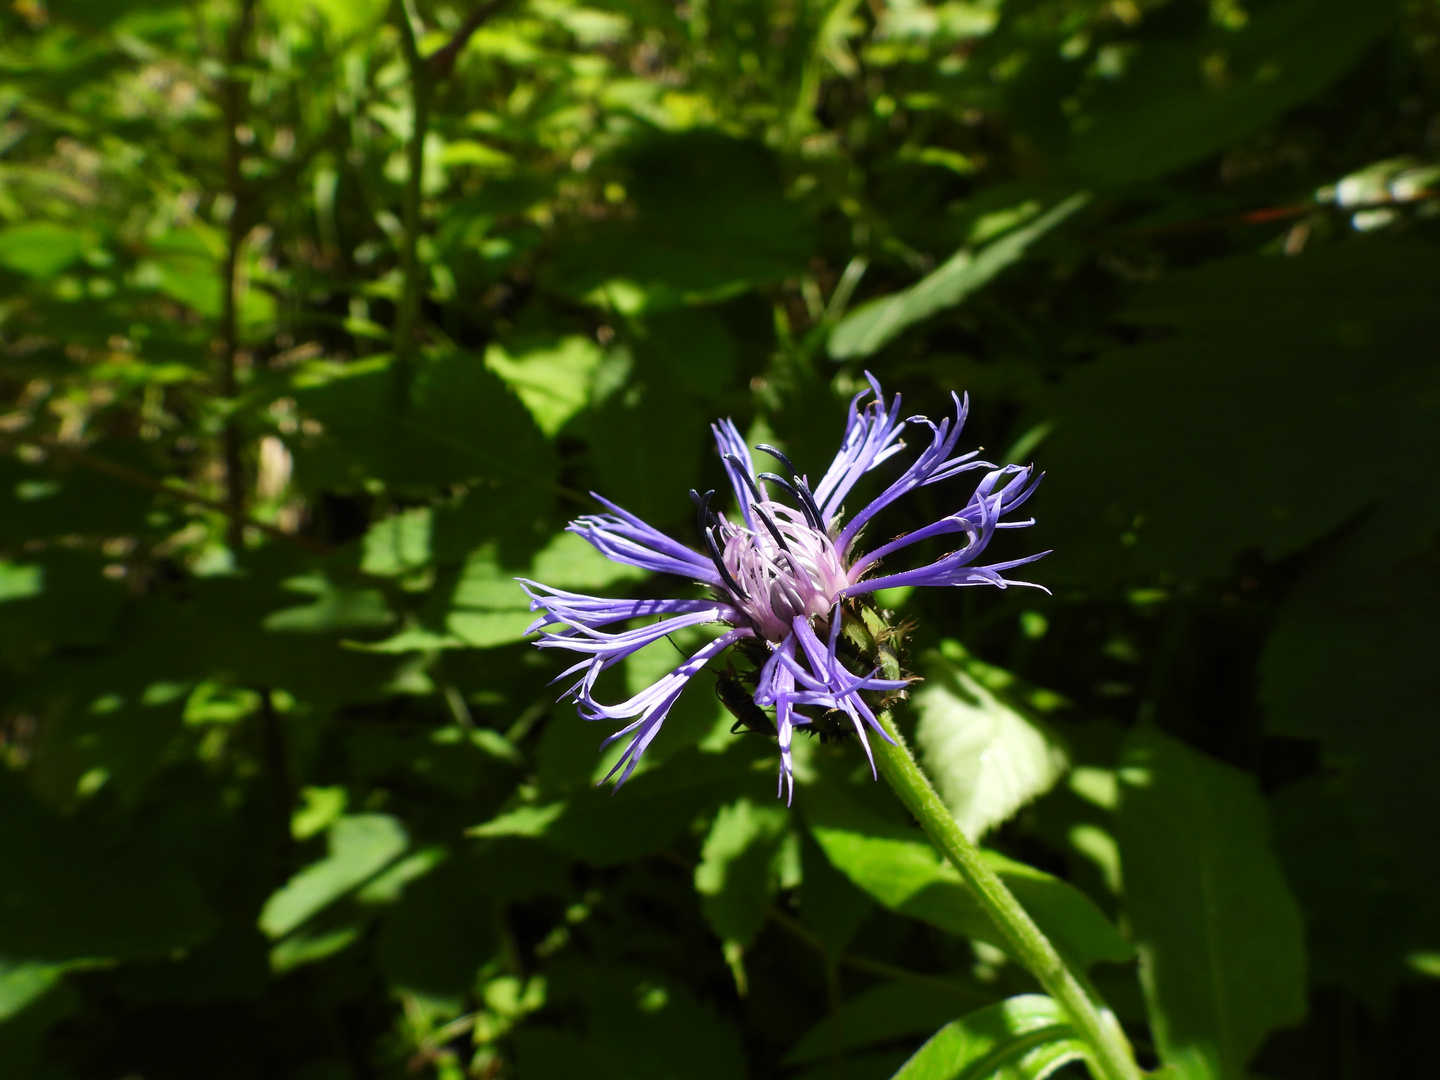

[520,376,1045,801]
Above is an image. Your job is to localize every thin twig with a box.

[427,0,510,79]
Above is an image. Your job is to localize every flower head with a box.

[521,376,1045,801]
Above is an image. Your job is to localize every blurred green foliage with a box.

[0,0,1437,1078]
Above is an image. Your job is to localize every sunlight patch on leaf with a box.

[914,648,1069,841]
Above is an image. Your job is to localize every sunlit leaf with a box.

[913,649,1068,841]
[802,780,1132,969]
[0,223,87,279]
[694,796,791,949]
[828,195,1087,359]
[888,995,1088,1080]
[260,814,410,939]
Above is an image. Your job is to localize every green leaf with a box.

[545,130,814,311]
[1116,728,1306,1080]
[785,979,981,1065]
[1260,497,1440,936]
[796,830,875,959]
[1039,240,1440,582]
[0,962,71,1022]
[265,0,388,37]
[261,575,392,635]
[581,366,705,525]
[888,995,1088,1080]
[0,222,88,279]
[0,773,214,962]
[0,551,125,654]
[259,814,409,938]
[474,745,769,866]
[0,451,164,545]
[913,650,1068,841]
[514,964,746,1080]
[485,335,605,436]
[376,857,497,997]
[828,195,1087,359]
[802,781,1132,969]
[694,797,791,949]
[1062,0,1397,186]
[291,349,556,496]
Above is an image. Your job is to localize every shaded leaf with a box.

[1062,0,1397,186]
[0,774,214,962]
[1040,240,1440,583]
[1116,728,1306,1080]
[785,979,980,1065]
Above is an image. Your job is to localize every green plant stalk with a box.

[393,0,430,395]
[869,712,1142,1080]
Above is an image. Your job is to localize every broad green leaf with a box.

[486,335,605,436]
[785,979,981,1065]
[268,921,363,973]
[581,365,705,525]
[259,814,409,938]
[515,964,746,1080]
[0,551,124,654]
[1062,0,1397,186]
[0,222,87,279]
[529,529,648,590]
[0,962,71,1022]
[694,797,791,949]
[261,576,391,635]
[796,830,875,959]
[445,527,645,649]
[376,857,497,997]
[828,195,1086,359]
[1116,728,1306,1080]
[265,0,388,37]
[545,130,814,311]
[0,774,214,962]
[0,973,77,1080]
[1039,241,1440,582]
[445,546,537,648]
[802,782,1132,969]
[469,802,568,839]
[361,507,433,577]
[472,745,769,866]
[913,649,1068,841]
[0,452,165,545]
[290,349,556,496]
[889,995,1088,1080]
[1260,497,1440,955]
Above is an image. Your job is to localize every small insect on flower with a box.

[520,375,1045,802]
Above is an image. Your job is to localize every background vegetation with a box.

[1,0,1437,1077]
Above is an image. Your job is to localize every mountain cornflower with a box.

[521,377,1044,801]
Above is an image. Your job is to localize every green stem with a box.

[870,712,1143,1080]
[393,0,430,396]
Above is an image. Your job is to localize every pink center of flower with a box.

[717,501,850,641]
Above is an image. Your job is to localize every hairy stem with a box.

[870,715,1143,1080]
